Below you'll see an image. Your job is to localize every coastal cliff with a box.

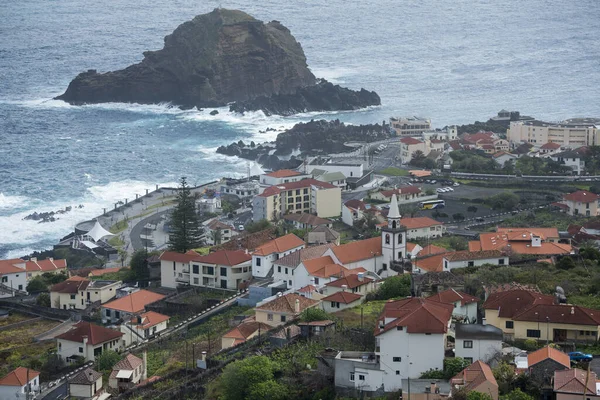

[55,9,380,114]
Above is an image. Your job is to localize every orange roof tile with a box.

[223,321,271,341]
[443,250,504,262]
[380,186,422,197]
[265,169,303,178]
[129,311,170,329]
[400,217,442,229]
[0,367,40,387]
[375,297,453,335]
[326,274,373,289]
[159,250,200,263]
[102,289,165,313]
[417,244,449,257]
[400,137,423,145]
[253,234,305,256]
[541,142,561,150]
[50,277,90,294]
[564,190,600,203]
[113,354,144,371]
[451,361,498,392]
[302,256,348,278]
[56,321,123,345]
[256,293,319,314]
[322,291,362,304]
[331,237,382,264]
[0,259,25,274]
[297,284,317,293]
[528,346,570,369]
[414,254,446,272]
[25,258,67,273]
[554,368,597,394]
[193,250,251,266]
[427,288,479,306]
[515,304,600,326]
[483,289,555,318]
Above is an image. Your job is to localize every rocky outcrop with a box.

[56,9,316,108]
[229,80,381,116]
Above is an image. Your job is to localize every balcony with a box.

[176,273,190,283]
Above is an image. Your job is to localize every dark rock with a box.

[229,80,381,116]
[210,110,219,115]
[55,9,316,108]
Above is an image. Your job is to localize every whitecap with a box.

[0,193,31,211]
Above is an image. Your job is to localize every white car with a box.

[453,182,460,186]
[436,188,444,193]
[445,187,454,191]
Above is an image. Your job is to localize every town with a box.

[3,110,600,400]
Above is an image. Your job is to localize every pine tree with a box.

[168,177,202,252]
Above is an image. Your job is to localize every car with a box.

[238,225,245,231]
[430,180,437,184]
[453,182,460,186]
[568,351,593,362]
[436,188,444,193]
[445,187,454,191]
[475,217,484,222]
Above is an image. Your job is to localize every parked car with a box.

[568,352,593,362]
[445,187,454,191]
[430,180,437,184]
[436,188,444,193]
[453,182,460,186]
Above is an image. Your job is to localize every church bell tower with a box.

[381,194,407,270]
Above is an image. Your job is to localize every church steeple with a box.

[381,194,407,270]
[387,194,401,230]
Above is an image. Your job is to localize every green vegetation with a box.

[244,219,272,233]
[110,218,129,234]
[500,209,589,230]
[378,167,409,176]
[97,350,121,372]
[366,275,411,301]
[467,392,494,400]
[108,235,125,248]
[450,150,498,173]
[89,268,136,282]
[218,356,286,400]
[485,192,520,210]
[299,307,331,322]
[36,292,51,307]
[26,271,68,293]
[414,235,468,251]
[168,177,203,252]
[409,150,437,169]
[420,357,471,379]
[129,249,159,279]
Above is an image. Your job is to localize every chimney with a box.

[357,272,364,282]
[31,257,37,262]
[341,285,348,292]
[201,351,207,362]
[142,350,148,380]
[294,298,300,313]
[82,335,88,360]
[430,382,437,394]
[49,257,53,261]
[571,306,575,315]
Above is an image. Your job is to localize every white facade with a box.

[451,302,478,322]
[550,153,585,175]
[455,337,502,365]
[252,245,304,278]
[405,224,445,240]
[341,205,363,227]
[70,378,103,399]
[0,271,27,296]
[120,320,168,346]
[57,336,123,363]
[190,260,251,290]
[381,195,407,270]
[0,377,39,399]
[260,172,312,186]
[160,259,190,289]
[442,255,509,271]
[307,162,364,179]
[272,263,296,288]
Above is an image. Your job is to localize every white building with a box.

[196,197,221,214]
[252,234,305,278]
[323,273,376,297]
[120,311,170,346]
[426,288,479,323]
[0,367,40,399]
[0,259,27,297]
[341,199,368,227]
[292,255,349,289]
[68,368,105,399]
[50,277,121,310]
[311,169,347,190]
[272,243,336,288]
[321,291,364,313]
[260,169,312,186]
[454,324,503,366]
[220,180,260,199]
[203,219,239,246]
[399,217,445,240]
[379,195,407,271]
[159,251,200,289]
[550,150,586,175]
[306,160,364,180]
[190,250,252,290]
[56,321,124,362]
[390,116,431,136]
[442,250,508,271]
[101,289,166,324]
[109,353,146,392]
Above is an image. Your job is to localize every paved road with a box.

[41,381,67,400]
[129,209,170,251]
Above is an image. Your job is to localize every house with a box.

[492,151,518,167]
[427,288,479,322]
[324,237,384,273]
[401,380,451,400]
[312,169,347,190]
[307,225,341,245]
[0,259,27,297]
[370,186,423,203]
[528,346,570,387]
[203,219,238,245]
[255,293,319,327]
[413,253,447,273]
[550,150,586,175]
[332,351,384,395]
[252,179,341,222]
[101,289,166,324]
[298,320,335,338]
[68,368,105,399]
[283,213,332,230]
[561,190,600,217]
[0,367,40,399]
[252,233,305,278]
[306,159,364,179]
[416,244,448,258]
[220,179,260,199]
[109,353,145,392]
[260,169,311,186]
[56,321,124,362]
[321,291,363,313]
[469,227,573,256]
[120,311,170,346]
[442,250,509,271]
[539,142,562,155]
[554,369,600,400]
[400,217,444,240]
[450,361,499,400]
[50,277,121,310]
[293,256,349,289]
[341,199,368,226]
[454,324,503,366]
[272,243,336,288]
[374,297,453,390]
[190,250,252,290]
[196,196,221,213]
[324,273,376,297]
[221,320,272,349]
[23,257,67,280]
[158,250,200,289]
[400,137,428,164]
[390,116,432,136]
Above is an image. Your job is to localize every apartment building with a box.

[390,116,432,136]
[189,250,252,290]
[252,179,341,222]
[508,119,599,147]
[101,289,166,324]
[50,276,121,310]
[252,234,305,278]
[259,169,312,186]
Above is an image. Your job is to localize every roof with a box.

[265,169,302,178]
[313,170,346,182]
[102,289,166,313]
[400,137,423,145]
[325,274,373,289]
[451,361,498,392]
[554,368,597,394]
[258,179,336,197]
[69,368,102,385]
[253,234,305,256]
[296,284,317,293]
[443,250,505,262]
[50,277,90,293]
[400,217,442,229]
[274,243,336,268]
[56,321,123,345]
[256,293,319,314]
[413,253,446,272]
[206,219,234,231]
[322,291,363,304]
[417,244,449,257]
[193,250,251,266]
[223,321,271,341]
[375,297,453,336]
[380,186,422,197]
[473,228,572,255]
[129,311,170,329]
[24,258,67,273]
[0,259,25,275]
[427,288,479,306]
[563,190,600,203]
[297,320,335,327]
[541,142,561,150]
[302,256,348,278]
[514,304,600,326]
[528,346,570,369]
[331,237,382,264]
[344,199,367,211]
[89,266,128,277]
[483,289,555,318]
[0,367,40,387]
[283,213,332,226]
[159,250,200,263]
[454,323,503,341]
[308,225,341,242]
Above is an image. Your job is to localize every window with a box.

[505,321,514,329]
[314,277,320,285]
[385,234,390,244]
[70,294,76,300]
[398,234,403,244]
[267,314,273,321]
[396,326,403,331]
[277,266,281,273]
[256,258,261,267]
[398,252,402,259]
[296,190,300,195]
[173,262,176,271]
[527,329,541,338]
[463,340,473,348]
[220,267,227,276]
[359,375,365,381]
[206,266,214,275]
[193,265,199,274]
[106,309,111,317]
[393,357,401,362]
[382,263,387,270]
[193,277,199,285]
[467,261,474,267]
[288,280,292,286]
[281,315,286,322]
[349,373,355,382]
[285,268,288,274]
[498,259,505,265]
[115,311,120,319]
[396,370,400,375]
[464,357,473,364]
[79,347,83,353]
[444,260,449,269]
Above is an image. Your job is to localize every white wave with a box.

[4,247,38,261]
[311,66,357,84]
[0,193,31,211]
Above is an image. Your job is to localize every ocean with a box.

[1,0,599,258]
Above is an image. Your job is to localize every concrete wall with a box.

[455,338,502,364]
[444,256,509,271]
[160,259,190,288]
[322,298,363,313]
[0,272,27,294]
[314,187,342,218]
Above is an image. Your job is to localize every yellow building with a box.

[254,293,319,327]
[562,190,599,217]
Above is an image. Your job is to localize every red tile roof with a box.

[451,361,498,392]
[283,213,332,226]
[265,169,303,178]
[0,259,25,274]
[322,291,362,304]
[527,346,570,369]
[223,321,271,341]
[25,258,67,273]
[297,284,317,293]
[193,250,251,266]
[325,274,373,289]
[554,368,597,394]
[258,179,336,197]
[129,311,170,329]
[417,244,449,257]
[427,288,479,306]
[375,297,453,336]
[256,293,319,314]
[102,289,166,313]
[50,277,90,294]
[514,304,600,326]
[56,321,123,345]
[331,237,382,264]
[303,256,348,278]
[413,253,446,272]
[380,186,422,197]
[0,367,40,387]
[159,250,200,263]
[400,217,442,229]
[274,243,336,268]
[563,190,600,203]
[253,233,305,256]
[113,353,143,371]
[443,250,505,262]
[400,137,423,145]
[89,266,128,277]
[541,142,561,150]
[482,289,555,318]
[344,199,367,211]
[473,228,572,255]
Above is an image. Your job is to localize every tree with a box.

[411,150,427,166]
[245,219,272,233]
[26,276,48,293]
[485,192,520,210]
[444,357,471,378]
[210,228,223,245]
[247,380,289,400]
[453,213,465,221]
[168,177,203,253]
[399,204,420,218]
[96,350,121,372]
[467,206,478,213]
[300,308,330,322]
[493,362,516,394]
[219,356,278,400]
[556,256,576,270]
[501,388,534,400]
[36,292,51,307]
[130,249,150,279]
[376,275,411,300]
[467,392,493,400]
[118,248,128,267]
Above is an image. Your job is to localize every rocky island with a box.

[55,9,380,114]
